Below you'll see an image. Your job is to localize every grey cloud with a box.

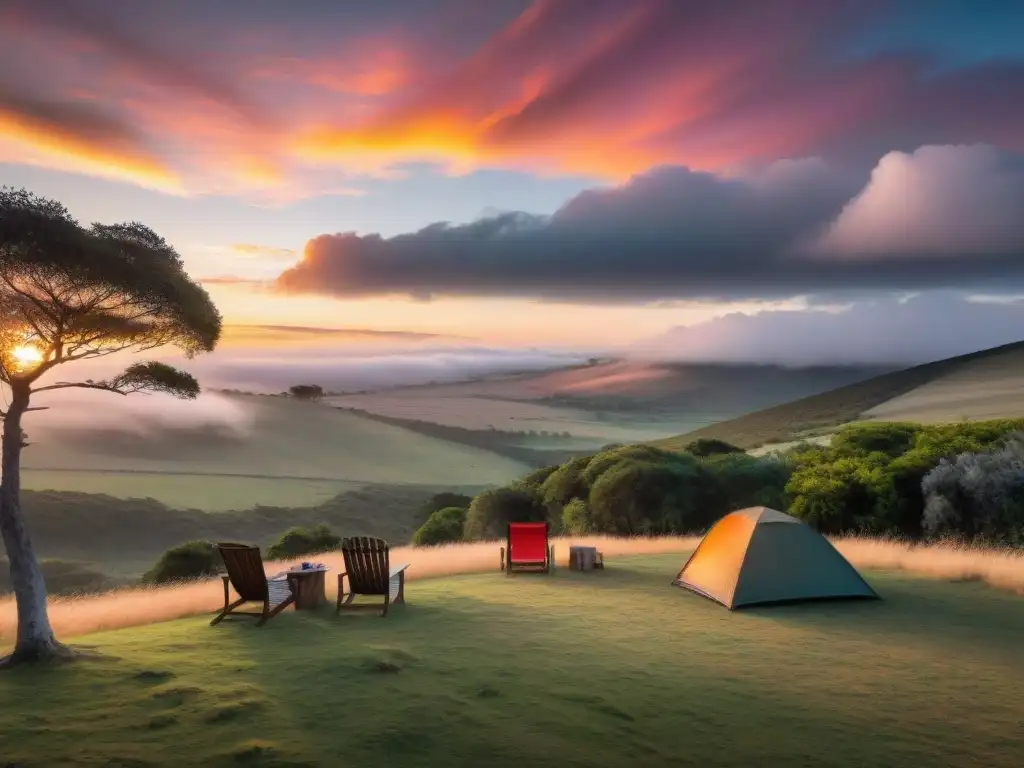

[274,145,1024,303]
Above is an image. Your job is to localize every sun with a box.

[10,344,44,369]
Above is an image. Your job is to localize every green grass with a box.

[3,555,1022,767]
[655,340,1024,450]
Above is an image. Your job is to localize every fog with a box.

[5,345,588,436]
[638,292,1024,366]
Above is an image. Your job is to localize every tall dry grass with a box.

[0,536,696,642]
[1,535,1022,643]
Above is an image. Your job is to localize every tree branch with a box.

[31,382,131,396]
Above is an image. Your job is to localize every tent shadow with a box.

[737,572,1024,657]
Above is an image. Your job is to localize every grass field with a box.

[2,553,1022,767]
[656,340,1024,450]
[20,395,529,510]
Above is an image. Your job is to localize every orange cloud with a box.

[0,0,1021,195]
[230,244,297,259]
[0,95,178,190]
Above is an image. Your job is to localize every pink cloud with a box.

[0,0,1019,195]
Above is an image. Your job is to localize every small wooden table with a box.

[285,567,329,610]
[568,546,602,571]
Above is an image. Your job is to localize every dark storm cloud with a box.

[274,145,1024,303]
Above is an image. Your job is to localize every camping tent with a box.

[672,507,879,609]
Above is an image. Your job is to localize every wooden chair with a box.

[210,543,296,627]
[500,522,554,574]
[336,537,410,618]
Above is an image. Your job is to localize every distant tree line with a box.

[411,421,1024,547]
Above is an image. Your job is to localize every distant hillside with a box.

[654,340,1024,450]
[18,483,473,581]
[20,394,529,508]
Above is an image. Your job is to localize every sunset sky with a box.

[1,0,1023,355]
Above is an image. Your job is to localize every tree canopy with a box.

[0,187,221,399]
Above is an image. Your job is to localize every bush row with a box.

[412,421,1024,546]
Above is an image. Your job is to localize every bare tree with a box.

[0,188,222,667]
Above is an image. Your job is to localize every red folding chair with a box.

[500,522,554,574]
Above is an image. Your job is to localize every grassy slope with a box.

[865,344,1024,423]
[2,555,1021,767]
[655,340,1024,450]
[21,395,529,509]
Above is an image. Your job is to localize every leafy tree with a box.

[685,438,745,457]
[412,506,467,546]
[702,452,791,512]
[0,188,221,666]
[463,486,547,540]
[142,541,222,585]
[265,524,341,561]
[539,456,591,514]
[515,464,560,491]
[289,384,324,401]
[588,455,711,534]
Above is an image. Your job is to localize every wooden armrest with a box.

[220,574,229,582]
[389,565,410,577]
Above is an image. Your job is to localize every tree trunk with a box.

[0,382,68,666]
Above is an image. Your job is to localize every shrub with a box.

[464,486,548,540]
[412,506,467,546]
[685,438,745,457]
[830,423,920,458]
[921,436,1024,543]
[142,540,222,584]
[419,492,472,515]
[561,498,594,534]
[265,524,341,561]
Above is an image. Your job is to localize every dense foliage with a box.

[785,420,1024,539]
[450,419,1024,544]
[264,524,341,561]
[412,506,468,546]
[142,540,222,584]
[921,435,1024,544]
[684,438,745,457]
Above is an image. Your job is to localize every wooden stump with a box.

[568,546,599,571]
[290,570,327,610]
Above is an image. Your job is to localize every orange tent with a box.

[673,507,879,609]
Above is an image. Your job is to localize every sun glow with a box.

[10,344,44,369]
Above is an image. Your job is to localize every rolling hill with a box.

[20,394,529,510]
[654,340,1024,451]
[329,359,889,447]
